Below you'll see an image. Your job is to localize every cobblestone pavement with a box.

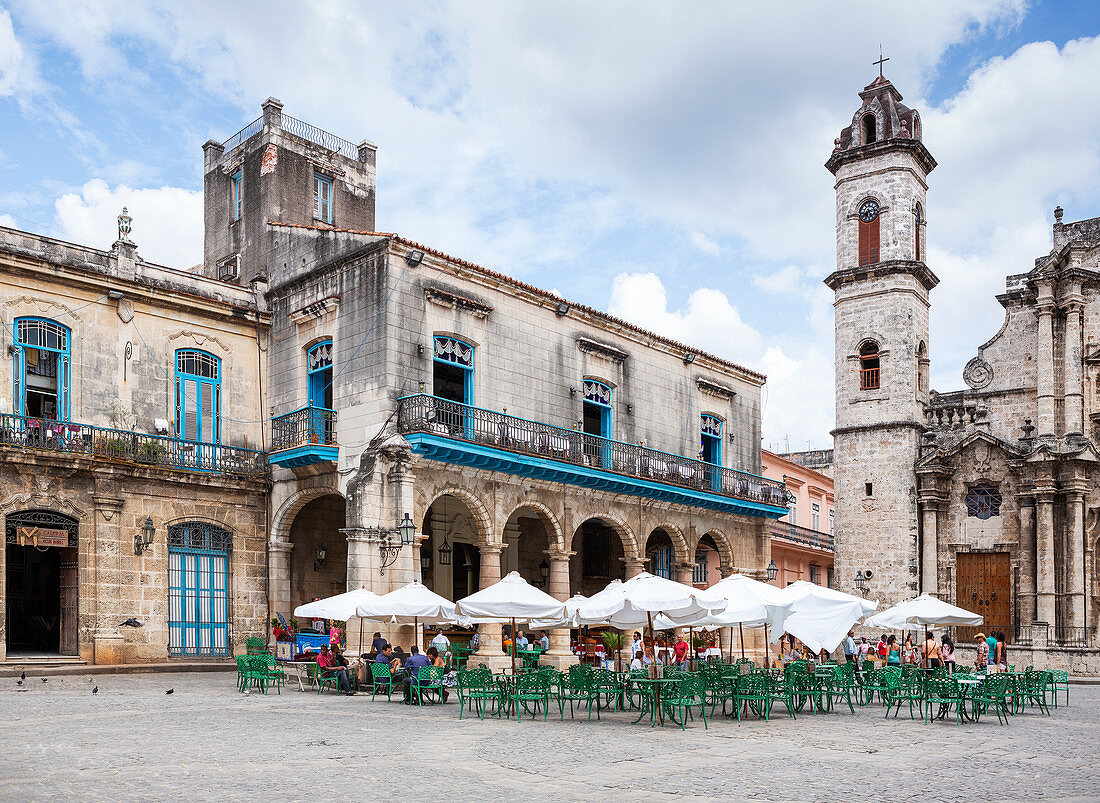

[1,672,1097,802]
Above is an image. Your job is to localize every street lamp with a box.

[379,513,417,576]
[420,547,432,575]
[314,545,327,572]
[135,517,155,555]
[537,558,550,589]
[854,569,872,597]
[437,534,453,566]
[766,559,778,582]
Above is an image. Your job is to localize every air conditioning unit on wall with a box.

[218,254,241,282]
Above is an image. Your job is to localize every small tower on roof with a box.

[825,68,941,608]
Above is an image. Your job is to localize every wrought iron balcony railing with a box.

[271,405,337,451]
[0,414,266,476]
[769,520,835,552]
[396,394,787,508]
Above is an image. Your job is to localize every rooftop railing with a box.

[281,114,359,159]
[221,117,263,153]
[0,414,266,477]
[271,405,338,451]
[396,394,787,509]
[769,520,835,552]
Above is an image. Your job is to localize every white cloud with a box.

[54,179,203,268]
[0,9,31,97]
[0,213,17,228]
[689,231,721,256]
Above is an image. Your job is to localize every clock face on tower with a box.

[853,199,880,223]
[859,199,880,223]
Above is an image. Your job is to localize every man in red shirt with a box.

[316,644,355,695]
[673,635,689,669]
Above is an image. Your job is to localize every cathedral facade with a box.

[828,75,1100,673]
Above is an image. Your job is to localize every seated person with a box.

[370,631,387,657]
[430,629,450,653]
[316,644,355,695]
[426,646,452,703]
[538,631,550,651]
[469,628,480,652]
[514,630,530,650]
[375,644,402,673]
[630,651,644,672]
[402,646,431,702]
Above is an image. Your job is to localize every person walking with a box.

[921,631,941,668]
[985,632,999,672]
[885,635,901,666]
[974,633,989,671]
[843,630,857,664]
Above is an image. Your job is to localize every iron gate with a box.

[168,523,230,656]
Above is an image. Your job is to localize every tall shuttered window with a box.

[858,198,880,266]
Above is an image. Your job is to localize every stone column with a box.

[674,562,694,586]
[92,495,125,664]
[1035,490,1056,624]
[623,557,646,579]
[1066,488,1087,629]
[543,549,577,669]
[918,497,940,596]
[476,545,503,660]
[1064,297,1085,435]
[1035,290,1056,437]
[268,540,293,624]
[1017,496,1036,625]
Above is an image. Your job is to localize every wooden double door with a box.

[956,552,1010,643]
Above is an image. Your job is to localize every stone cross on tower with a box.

[117,207,133,244]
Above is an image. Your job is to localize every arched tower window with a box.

[859,341,880,390]
[914,203,923,261]
[857,198,880,266]
[860,114,877,145]
[916,341,928,394]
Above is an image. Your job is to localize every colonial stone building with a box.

[0,220,268,664]
[827,74,1100,672]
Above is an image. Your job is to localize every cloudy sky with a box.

[2,1,1099,451]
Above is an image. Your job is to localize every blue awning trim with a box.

[405,433,787,519]
[268,444,339,468]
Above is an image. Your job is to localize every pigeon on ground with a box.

[119,618,144,628]
[16,680,22,686]
[20,671,25,681]
[92,685,99,694]
[41,678,47,683]
[165,688,174,695]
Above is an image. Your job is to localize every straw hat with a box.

[974,632,986,641]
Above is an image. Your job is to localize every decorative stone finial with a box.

[1054,205,1064,223]
[1020,418,1035,439]
[117,207,133,244]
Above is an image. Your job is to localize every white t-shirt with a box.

[431,634,450,651]
[630,658,644,671]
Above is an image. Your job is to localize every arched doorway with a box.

[288,495,347,616]
[570,518,626,598]
[5,510,78,655]
[645,528,676,580]
[420,493,485,601]
[694,534,721,588]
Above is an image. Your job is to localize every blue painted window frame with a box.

[652,546,671,579]
[582,380,612,467]
[168,522,231,656]
[307,339,333,409]
[433,336,474,405]
[174,349,221,447]
[314,173,333,223]
[13,317,71,421]
[700,415,722,465]
[230,169,243,221]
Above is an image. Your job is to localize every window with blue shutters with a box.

[168,522,231,656]
[230,169,243,221]
[13,318,70,420]
[314,173,333,223]
[175,350,221,452]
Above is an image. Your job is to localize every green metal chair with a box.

[245,636,268,655]
[824,661,858,714]
[508,671,553,721]
[410,665,445,706]
[306,663,337,695]
[923,676,962,725]
[558,664,597,720]
[1049,670,1070,707]
[254,653,285,694]
[885,670,922,720]
[664,676,708,730]
[457,667,499,720]
[969,674,1011,725]
[369,661,396,701]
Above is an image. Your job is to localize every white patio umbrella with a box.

[454,571,567,671]
[776,580,878,654]
[865,594,982,667]
[704,573,797,665]
[294,587,380,654]
[355,581,458,654]
[528,593,588,629]
[576,572,726,676]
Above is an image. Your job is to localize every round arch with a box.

[570,510,638,559]
[502,500,565,552]
[645,521,689,564]
[696,528,736,574]
[270,486,345,545]
[416,485,493,546]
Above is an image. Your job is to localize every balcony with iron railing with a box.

[269,404,338,467]
[396,394,788,516]
[221,113,359,160]
[769,520,835,552]
[0,414,266,477]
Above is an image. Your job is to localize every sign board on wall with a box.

[15,527,70,548]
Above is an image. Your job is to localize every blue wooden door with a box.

[169,545,229,656]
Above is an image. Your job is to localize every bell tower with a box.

[825,73,938,607]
